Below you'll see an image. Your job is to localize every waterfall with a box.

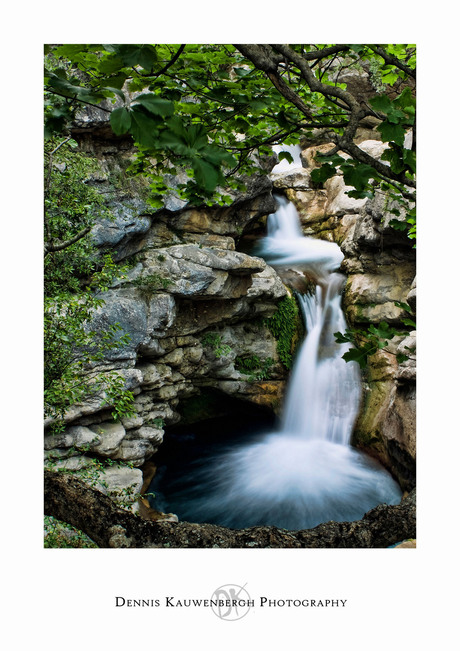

[281,283,362,446]
[255,196,344,279]
[154,196,402,530]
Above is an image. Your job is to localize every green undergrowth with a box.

[235,355,275,381]
[132,273,173,298]
[264,294,303,370]
[201,332,232,358]
[44,515,98,548]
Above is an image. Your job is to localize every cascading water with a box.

[151,195,402,530]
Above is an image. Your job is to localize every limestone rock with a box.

[89,289,176,361]
[135,426,164,445]
[167,177,276,237]
[396,332,416,382]
[94,465,144,511]
[89,422,127,455]
[345,269,415,325]
[128,244,267,301]
[324,175,367,216]
[407,277,416,313]
[44,425,99,452]
[271,168,311,191]
[111,438,155,466]
[247,265,287,302]
[91,207,151,252]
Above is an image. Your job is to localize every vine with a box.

[264,294,301,370]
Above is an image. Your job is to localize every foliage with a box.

[235,355,275,381]
[44,138,135,429]
[334,303,416,369]
[264,295,300,369]
[131,273,173,299]
[44,515,98,548]
[201,332,233,358]
[44,44,416,226]
[144,417,165,429]
[44,137,112,291]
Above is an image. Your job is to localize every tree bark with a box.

[44,470,416,548]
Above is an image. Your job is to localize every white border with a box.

[3,4,458,647]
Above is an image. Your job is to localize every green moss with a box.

[264,294,302,369]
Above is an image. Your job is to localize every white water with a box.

[159,196,402,530]
[255,195,344,279]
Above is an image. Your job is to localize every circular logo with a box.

[211,584,252,621]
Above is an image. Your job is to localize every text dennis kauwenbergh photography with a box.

[115,596,347,608]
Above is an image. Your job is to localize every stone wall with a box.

[44,125,293,513]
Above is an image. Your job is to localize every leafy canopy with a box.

[44,43,415,221]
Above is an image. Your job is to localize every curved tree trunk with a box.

[44,470,416,548]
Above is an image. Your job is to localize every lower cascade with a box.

[152,196,402,530]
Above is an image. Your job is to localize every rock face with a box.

[45,120,291,511]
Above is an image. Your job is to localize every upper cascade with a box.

[255,195,344,280]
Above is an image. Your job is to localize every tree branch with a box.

[154,44,186,76]
[44,225,92,256]
[44,470,416,548]
[235,44,314,120]
[44,88,112,113]
[367,45,416,79]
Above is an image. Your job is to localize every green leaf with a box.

[368,321,393,339]
[389,219,408,231]
[394,301,412,312]
[370,94,406,123]
[402,148,416,173]
[342,348,369,369]
[192,158,221,192]
[342,162,375,191]
[112,44,158,70]
[394,87,416,113]
[369,94,392,113]
[378,121,406,146]
[202,145,236,167]
[134,94,174,117]
[110,107,131,134]
[334,331,354,344]
[97,54,125,74]
[381,146,405,174]
[278,151,294,164]
[103,86,126,101]
[129,107,160,148]
[310,164,336,185]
